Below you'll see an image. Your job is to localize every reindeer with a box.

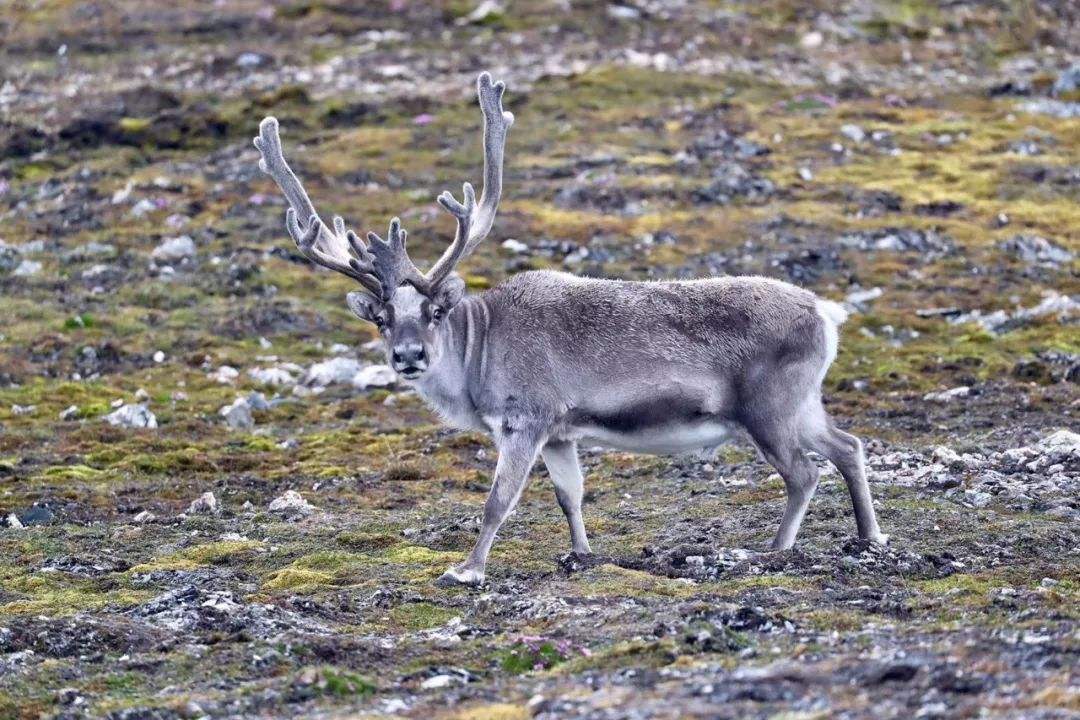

[253,72,888,587]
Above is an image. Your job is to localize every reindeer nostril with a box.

[392,350,403,364]
[415,347,426,362]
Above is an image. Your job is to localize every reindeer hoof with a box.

[868,533,890,547]
[435,566,484,587]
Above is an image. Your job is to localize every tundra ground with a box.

[0,2,1077,718]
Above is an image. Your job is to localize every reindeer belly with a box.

[564,390,737,455]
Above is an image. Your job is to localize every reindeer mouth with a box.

[398,366,424,380]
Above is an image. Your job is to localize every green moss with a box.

[448,705,530,720]
[569,564,700,599]
[263,567,333,591]
[0,581,152,616]
[335,530,402,551]
[128,540,263,574]
[38,464,110,482]
[557,639,679,674]
[388,602,458,630]
[117,117,152,133]
[382,544,462,565]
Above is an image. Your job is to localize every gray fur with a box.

[256,72,887,588]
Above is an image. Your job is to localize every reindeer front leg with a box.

[436,427,543,587]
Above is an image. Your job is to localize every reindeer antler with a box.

[255,72,512,302]
[254,117,385,298]
[422,71,514,288]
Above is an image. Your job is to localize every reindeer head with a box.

[254,72,513,379]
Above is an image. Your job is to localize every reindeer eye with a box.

[431,306,445,322]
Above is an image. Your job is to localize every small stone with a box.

[151,235,196,262]
[420,674,454,689]
[501,238,530,254]
[59,405,79,421]
[923,386,971,403]
[187,491,217,514]
[133,510,156,523]
[268,490,316,517]
[105,403,157,429]
[932,446,962,465]
[799,31,823,49]
[209,365,239,384]
[249,365,299,386]
[352,364,396,390]
[1036,429,1080,457]
[840,124,866,143]
[64,241,116,262]
[844,286,883,311]
[1001,234,1073,266]
[606,4,641,20]
[685,555,706,568]
[130,198,157,217]
[6,513,23,529]
[1052,63,1080,98]
[11,404,35,416]
[220,397,254,430]
[236,52,265,68]
[12,259,41,277]
[56,688,80,705]
[134,388,149,401]
[304,357,363,387]
[153,350,165,363]
[798,167,813,181]
[459,0,504,24]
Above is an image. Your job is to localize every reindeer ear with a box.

[346,291,381,322]
[431,274,466,309]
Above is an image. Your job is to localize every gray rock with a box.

[840,124,866,143]
[0,243,17,273]
[844,286,883,312]
[219,397,253,430]
[1020,99,1080,119]
[248,365,300,386]
[352,364,396,390]
[268,490,315,517]
[1037,429,1080,458]
[12,259,41,277]
[951,292,1079,333]
[104,403,157,429]
[1000,234,1073,266]
[151,235,196,262]
[303,357,363,387]
[923,386,971,403]
[1052,63,1080,98]
[501,238,530,255]
[63,242,117,262]
[187,492,217,514]
[694,162,775,205]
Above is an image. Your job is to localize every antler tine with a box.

[366,217,430,300]
[424,71,514,286]
[254,117,383,298]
